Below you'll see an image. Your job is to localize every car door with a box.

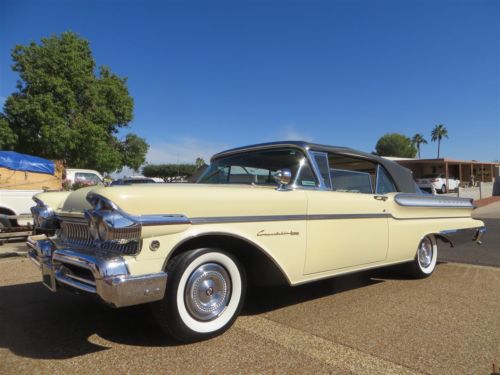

[304,152,392,275]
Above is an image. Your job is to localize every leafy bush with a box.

[143,164,198,182]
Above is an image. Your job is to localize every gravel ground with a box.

[0,257,498,374]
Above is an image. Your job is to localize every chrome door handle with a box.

[374,195,388,201]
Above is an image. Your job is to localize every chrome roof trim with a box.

[211,141,348,161]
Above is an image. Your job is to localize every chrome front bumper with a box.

[26,236,167,308]
[439,226,487,247]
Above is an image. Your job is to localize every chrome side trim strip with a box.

[394,194,474,208]
[189,213,468,224]
[308,213,391,220]
[57,211,471,227]
[190,213,392,224]
[191,215,307,224]
[391,216,470,221]
[140,214,191,226]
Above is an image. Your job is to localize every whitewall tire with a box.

[408,235,438,278]
[152,248,246,342]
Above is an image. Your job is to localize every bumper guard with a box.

[439,226,487,247]
[26,235,167,308]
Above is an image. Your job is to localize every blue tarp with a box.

[0,151,55,175]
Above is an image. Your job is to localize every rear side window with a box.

[331,169,373,193]
[328,153,376,194]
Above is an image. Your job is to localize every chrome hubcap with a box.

[418,237,433,268]
[185,263,231,321]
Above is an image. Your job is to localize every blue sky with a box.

[1,0,499,168]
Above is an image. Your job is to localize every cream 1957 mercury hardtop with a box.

[27,141,486,342]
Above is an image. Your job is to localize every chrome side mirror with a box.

[274,169,292,190]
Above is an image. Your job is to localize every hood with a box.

[59,186,96,214]
[79,183,305,218]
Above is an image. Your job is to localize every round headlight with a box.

[98,220,108,241]
[39,207,53,220]
[31,203,56,229]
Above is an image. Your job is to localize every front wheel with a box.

[407,235,438,278]
[440,184,447,194]
[152,248,246,343]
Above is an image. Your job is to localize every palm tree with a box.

[431,124,448,158]
[411,134,427,159]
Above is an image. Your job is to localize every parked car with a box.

[27,141,485,342]
[110,177,156,186]
[416,173,460,194]
[64,168,104,186]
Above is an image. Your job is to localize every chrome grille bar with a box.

[58,219,141,255]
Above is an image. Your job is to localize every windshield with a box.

[197,148,317,187]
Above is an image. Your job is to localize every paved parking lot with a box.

[0,252,499,374]
[439,219,500,268]
[0,205,498,374]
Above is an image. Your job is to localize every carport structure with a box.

[395,158,500,191]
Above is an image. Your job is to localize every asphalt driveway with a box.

[439,218,500,268]
[0,256,498,374]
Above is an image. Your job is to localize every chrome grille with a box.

[58,219,141,255]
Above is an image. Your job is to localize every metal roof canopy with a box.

[396,158,500,166]
[395,158,499,189]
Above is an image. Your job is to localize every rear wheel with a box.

[407,235,437,278]
[152,248,246,343]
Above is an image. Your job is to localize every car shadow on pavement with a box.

[0,266,410,359]
[243,270,386,315]
[0,281,178,360]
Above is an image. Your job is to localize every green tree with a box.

[431,124,448,158]
[411,133,427,159]
[195,157,206,169]
[1,32,148,173]
[0,115,17,149]
[121,134,149,172]
[375,133,417,158]
[143,164,197,182]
